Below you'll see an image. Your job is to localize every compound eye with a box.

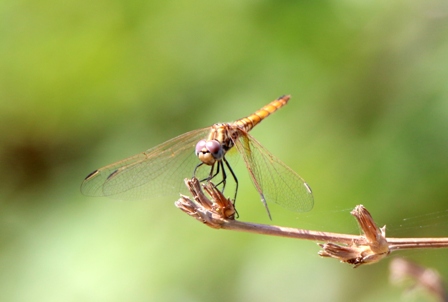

[206,140,222,156]
[195,139,207,155]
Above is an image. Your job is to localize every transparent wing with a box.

[234,130,314,213]
[81,127,211,201]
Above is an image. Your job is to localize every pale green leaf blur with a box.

[1,0,448,301]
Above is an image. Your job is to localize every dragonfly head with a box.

[195,139,224,165]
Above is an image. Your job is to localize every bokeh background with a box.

[1,1,448,301]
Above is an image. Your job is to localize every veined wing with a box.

[234,130,314,215]
[81,127,210,201]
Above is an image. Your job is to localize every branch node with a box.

[319,205,390,267]
[175,178,235,229]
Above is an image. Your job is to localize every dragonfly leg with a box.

[214,160,227,192]
[196,162,221,184]
[213,157,238,201]
[213,159,239,218]
[208,162,220,182]
[195,158,240,218]
[193,162,204,177]
[223,157,239,218]
[223,157,238,202]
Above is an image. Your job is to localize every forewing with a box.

[234,131,314,212]
[81,128,210,201]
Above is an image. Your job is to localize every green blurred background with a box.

[1,0,448,301]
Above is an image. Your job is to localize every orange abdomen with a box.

[234,95,290,132]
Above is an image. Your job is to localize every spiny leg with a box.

[213,158,239,218]
[223,157,239,218]
[213,160,227,192]
[193,162,204,178]
[212,157,238,201]
[208,161,220,182]
[194,161,222,185]
[194,158,239,218]
[223,157,238,203]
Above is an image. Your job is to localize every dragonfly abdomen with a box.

[234,95,290,133]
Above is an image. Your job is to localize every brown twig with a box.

[175,178,448,267]
[390,258,448,302]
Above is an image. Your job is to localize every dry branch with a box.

[175,178,448,267]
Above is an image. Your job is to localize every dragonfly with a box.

[81,95,314,219]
